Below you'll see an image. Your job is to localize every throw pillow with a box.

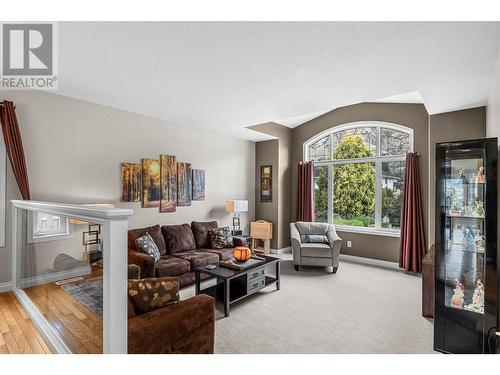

[301,234,329,244]
[127,276,179,315]
[135,232,161,262]
[209,226,234,249]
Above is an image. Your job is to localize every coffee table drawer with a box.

[247,268,264,282]
[247,275,265,293]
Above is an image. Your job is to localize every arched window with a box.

[304,122,413,235]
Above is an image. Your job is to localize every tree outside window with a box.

[307,123,412,233]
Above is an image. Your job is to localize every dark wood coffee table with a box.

[194,256,281,317]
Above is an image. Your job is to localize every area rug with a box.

[61,277,103,319]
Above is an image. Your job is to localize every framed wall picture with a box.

[177,162,192,206]
[160,154,177,212]
[120,163,142,202]
[141,159,161,208]
[192,169,205,201]
[260,165,272,202]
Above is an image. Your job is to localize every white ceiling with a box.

[56,22,500,140]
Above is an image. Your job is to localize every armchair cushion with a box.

[161,224,197,254]
[300,243,333,258]
[301,234,329,244]
[128,224,167,256]
[191,221,218,249]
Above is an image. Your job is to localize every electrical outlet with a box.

[347,240,352,248]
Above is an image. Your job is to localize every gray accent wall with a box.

[291,103,430,263]
[250,122,292,250]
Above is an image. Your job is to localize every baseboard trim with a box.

[339,254,400,271]
[19,266,92,288]
[270,246,291,255]
[0,281,12,292]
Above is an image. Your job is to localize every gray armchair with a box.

[290,222,342,273]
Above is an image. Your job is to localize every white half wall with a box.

[0,91,256,282]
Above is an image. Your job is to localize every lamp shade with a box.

[226,199,248,213]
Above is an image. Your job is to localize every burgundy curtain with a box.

[0,101,31,200]
[297,161,314,222]
[399,153,426,273]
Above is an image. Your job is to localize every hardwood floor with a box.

[23,268,103,354]
[0,292,52,354]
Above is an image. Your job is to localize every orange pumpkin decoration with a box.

[233,246,252,262]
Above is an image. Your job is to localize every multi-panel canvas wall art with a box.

[121,163,142,202]
[177,162,192,206]
[121,155,204,212]
[160,154,177,212]
[142,159,161,208]
[192,169,205,200]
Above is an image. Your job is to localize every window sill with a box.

[334,225,400,238]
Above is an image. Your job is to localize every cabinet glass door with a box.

[443,151,486,315]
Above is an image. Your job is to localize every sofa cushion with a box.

[135,233,162,262]
[128,276,179,315]
[129,224,167,256]
[208,226,234,249]
[161,224,197,254]
[174,251,219,268]
[155,255,191,277]
[300,243,332,258]
[191,221,218,249]
[201,247,235,261]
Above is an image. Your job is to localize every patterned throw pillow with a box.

[135,232,161,262]
[127,277,179,315]
[301,234,330,244]
[209,226,234,249]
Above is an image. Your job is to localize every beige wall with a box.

[291,103,430,262]
[255,139,279,249]
[250,122,292,249]
[428,107,486,247]
[0,91,256,283]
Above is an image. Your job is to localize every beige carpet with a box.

[180,253,434,354]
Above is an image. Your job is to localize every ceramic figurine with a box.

[458,169,467,183]
[475,232,485,252]
[450,279,465,309]
[462,226,476,251]
[474,200,485,217]
[448,191,464,216]
[465,279,484,314]
[475,167,485,183]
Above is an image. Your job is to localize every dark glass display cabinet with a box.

[434,138,498,354]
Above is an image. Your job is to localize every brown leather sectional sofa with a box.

[128,221,244,286]
[127,264,215,354]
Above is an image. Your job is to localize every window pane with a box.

[381,161,405,230]
[380,127,411,156]
[332,127,377,159]
[313,165,328,222]
[333,162,375,227]
[308,135,331,161]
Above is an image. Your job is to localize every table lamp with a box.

[225,199,248,236]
